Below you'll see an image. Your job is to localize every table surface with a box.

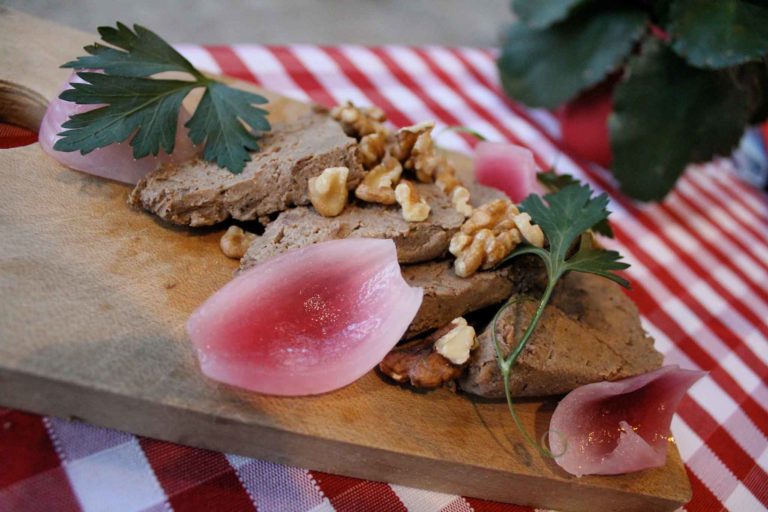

[1,43,767,512]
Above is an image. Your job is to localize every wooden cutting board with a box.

[0,9,692,511]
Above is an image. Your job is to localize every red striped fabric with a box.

[0,123,36,148]
[139,439,255,511]
[1,43,767,512]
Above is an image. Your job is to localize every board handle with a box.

[0,7,96,133]
[0,80,47,131]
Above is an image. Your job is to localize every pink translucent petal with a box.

[187,239,424,396]
[473,141,541,203]
[549,365,705,477]
[38,71,198,184]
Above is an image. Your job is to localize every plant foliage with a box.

[499,0,768,200]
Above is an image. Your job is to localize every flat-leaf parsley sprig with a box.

[54,22,270,174]
[493,182,630,455]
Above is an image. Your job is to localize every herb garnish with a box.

[493,182,629,455]
[536,171,614,238]
[54,23,270,174]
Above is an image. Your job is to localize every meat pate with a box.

[402,257,545,339]
[240,182,465,267]
[129,111,364,227]
[459,272,663,398]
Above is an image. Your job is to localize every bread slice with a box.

[459,272,663,398]
[129,110,364,227]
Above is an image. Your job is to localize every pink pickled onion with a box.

[549,365,705,477]
[187,239,423,396]
[38,71,198,184]
[473,141,542,203]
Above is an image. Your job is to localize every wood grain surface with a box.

[0,9,692,511]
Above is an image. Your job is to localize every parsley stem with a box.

[492,276,561,458]
[505,280,556,367]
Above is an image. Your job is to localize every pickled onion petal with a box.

[187,239,423,396]
[549,365,705,477]
[38,71,198,184]
[473,141,540,203]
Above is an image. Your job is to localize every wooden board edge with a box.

[0,367,690,512]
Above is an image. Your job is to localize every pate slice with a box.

[129,110,364,227]
[240,182,465,267]
[459,272,663,398]
[401,257,545,339]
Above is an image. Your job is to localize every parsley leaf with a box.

[519,184,612,263]
[187,83,270,170]
[492,182,629,456]
[54,23,270,174]
[62,22,200,78]
[536,171,614,238]
[565,233,630,288]
[55,73,196,157]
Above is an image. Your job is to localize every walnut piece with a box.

[405,129,441,182]
[379,319,471,389]
[513,212,545,248]
[451,185,473,217]
[390,121,434,162]
[331,101,387,138]
[395,179,431,222]
[220,226,257,259]
[308,166,349,217]
[435,161,461,194]
[358,132,387,169]
[434,317,477,365]
[449,199,524,277]
[354,155,403,205]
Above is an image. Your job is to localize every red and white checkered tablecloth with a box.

[1,44,767,512]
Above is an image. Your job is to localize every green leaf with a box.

[564,234,630,288]
[668,0,768,69]
[536,172,614,237]
[186,82,270,174]
[497,5,648,108]
[54,72,196,157]
[55,22,271,174]
[609,39,750,200]
[511,0,588,29]
[518,183,611,263]
[62,23,200,78]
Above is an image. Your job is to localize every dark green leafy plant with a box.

[499,0,768,201]
[55,23,271,174]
